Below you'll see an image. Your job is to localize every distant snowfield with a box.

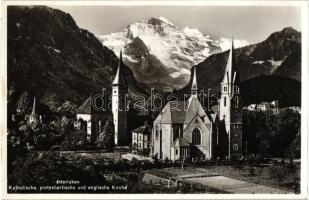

[252,59,285,74]
[97,17,249,89]
[219,38,250,51]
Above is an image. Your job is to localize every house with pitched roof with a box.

[132,125,151,150]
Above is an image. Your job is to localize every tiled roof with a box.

[154,101,189,124]
[132,125,149,133]
[154,96,212,125]
[170,101,188,123]
[76,97,92,114]
[76,96,112,115]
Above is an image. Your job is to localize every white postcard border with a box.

[1,1,308,199]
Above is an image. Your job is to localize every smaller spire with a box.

[222,38,235,84]
[31,97,36,117]
[112,50,126,86]
[191,67,198,96]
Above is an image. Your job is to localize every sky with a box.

[51,5,301,43]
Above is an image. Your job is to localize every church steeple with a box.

[31,97,36,117]
[219,38,242,159]
[222,38,236,84]
[191,67,198,96]
[29,97,37,125]
[112,50,127,86]
[112,50,128,146]
[221,38,240,98]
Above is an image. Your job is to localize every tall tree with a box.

[96,120,114,150]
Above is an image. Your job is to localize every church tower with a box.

[112,50,128,146]
[219,39,242,159]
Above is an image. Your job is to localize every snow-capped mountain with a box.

[97,17,249,89]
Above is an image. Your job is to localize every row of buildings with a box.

[27,40,244,161]
[75,40,243,161]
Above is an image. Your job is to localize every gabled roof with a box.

[154,101,189,124]
[76,96,112,115]
[184,95,208,124]
[173,138,190,147]
[154,95,212,125]
[132,125,150,134]
[76,97,92,114]
[170,101,188,123]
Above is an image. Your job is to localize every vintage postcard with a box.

[1,0,308,199]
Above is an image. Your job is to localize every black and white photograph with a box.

[2,0,308,198]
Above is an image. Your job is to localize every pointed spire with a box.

[191,67,198,90]
[222,38,235,84]
[191,67,198,96]
[112,50,126,86]
[31,97,36,117]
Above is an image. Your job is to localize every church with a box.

[151,40,243,161]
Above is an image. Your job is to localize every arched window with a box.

[224,97,227,107]
[235,96,239,108]
[192,128,201,145]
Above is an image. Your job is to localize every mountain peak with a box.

[147,17,176,27]
[98,17,250,89]
[281,27,299,33]
[267,26,301,41]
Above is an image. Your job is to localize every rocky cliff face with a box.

[7,6,149,111]
[98,17,249,89]
[181,27,301,92]
[179,27,301,106]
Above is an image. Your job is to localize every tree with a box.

[243,109,300,158]
[57,101,77,118]
[96,120,114,150]
[16,91,32,114]
[59,116,78,150]
[276,109,300,157]
[286,130,300,159]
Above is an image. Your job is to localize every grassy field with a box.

[147,164,300,193]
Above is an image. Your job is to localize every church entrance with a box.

[192,128,201,145]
